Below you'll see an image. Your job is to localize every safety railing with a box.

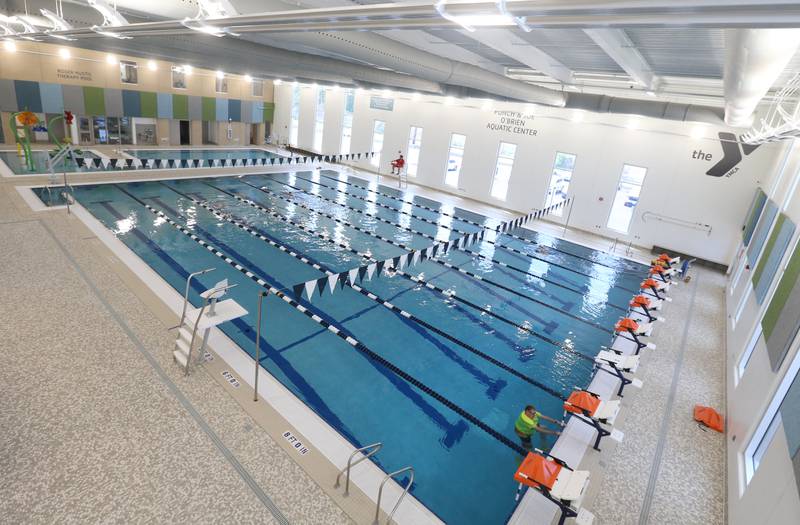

[169,267,215,331]
[334,442,383,496]
[374,466,414,525]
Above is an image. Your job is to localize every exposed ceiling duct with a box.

[723,28,800,127]
[565,93,725,124]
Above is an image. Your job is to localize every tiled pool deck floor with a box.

[1,163,726,524]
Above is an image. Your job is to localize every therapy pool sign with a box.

[486,110,539,136]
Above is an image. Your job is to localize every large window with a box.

[544,152,577,216]
[215,76,228,94]
[171,67,187,89]
[490,142,518,200]
[737,325,764,382]
[370,120,385,167]
[313,87,326,152]
[289,84,300,145]
[251,80,263,97]
[744,348,800,485]
[119,60,137,84]
[444,133,466,187]
[607,164,647,233]
[406,126,423,177]
[341,89,355,154]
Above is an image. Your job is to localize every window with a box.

[289,84,300,145]
[341,89,355,154]
[215,76,228,94]
[744,348,800,485]
[313,87,326,152]
[490,142,518,200]
[544,152,577,216]
[406,126,423,177]
[370,120,385,167]
[607,164,647,233]
[119,60,137,84]
[251,80,263,97]
[737,324,764,381]
[444,133,466,187]
[171,67,187,89]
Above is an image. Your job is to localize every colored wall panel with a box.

[215,97,228,121]
[763,240,800,371]
[62,85,85,115]
[156,93,172,119]
[104,88,124,117]
[251,102,263,124]
[753,214,796,304]
[83,86,106,116]
[747,200,778,266]
[188,96,202,121]
[14,80,42,113]
[39,83,64,114]
[140,92,157,118]
[0,79,17,111]
[744,188,768,246]
[122,90,141,117]
[201,97,215,121]
[172,94,189,120]
[263,102,275,122]
[228,99,242,122]
[241,100,253,124]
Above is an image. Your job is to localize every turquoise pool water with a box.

[124,148,280,161]
[0,150,99,175]
[43,171,647,524]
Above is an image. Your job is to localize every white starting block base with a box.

[610,429,625,442]
[576,508,595,525]
[551,470,590,502]
[631,378,644,388]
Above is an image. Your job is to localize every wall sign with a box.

[706,132,761,177]
[221,370,241,388]
[369,96,395,111]
[485,110,538,136]
[282,430,310,455]
[56,68,93,82]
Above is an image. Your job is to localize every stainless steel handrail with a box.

[334,442,383,496]
[253,290,268,402]
[169,268,215,330]
[373,466,414,525]
[183,281,237,376]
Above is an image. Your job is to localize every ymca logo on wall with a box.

[706,132,761,177]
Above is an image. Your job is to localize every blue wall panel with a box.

[121,90,141,117]
[0,79,18,111]
[215,97,228,121]
[14,80,42,113]
[157,92,172,119]
[104,88,124,117]
[251,102,263,123]
[228,99,241,122]
[747,200,779,266]
[39,83,64,114]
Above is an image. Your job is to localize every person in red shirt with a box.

[390,154,405,174]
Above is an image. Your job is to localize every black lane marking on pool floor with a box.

[320,171,645,273]
[161,182,570,403]
[114,184,530,457]
[205,180,596,364]
[236,177,618,328]
[270,173,637,291]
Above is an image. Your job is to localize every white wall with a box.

[274,84,784,264]
[726,138,800,525]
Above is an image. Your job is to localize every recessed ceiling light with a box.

[147,60,157,71]
[216,70,224,79]
[243,74,252,83]
[3,40,16,53]
[183,64,192,75]
[626,119,639,130]
[571,111,584,123]
[106,54,117,65]
[481,99,492,110]
[691,126,706,139]
[273,79,282,85]
[58,47,71,59]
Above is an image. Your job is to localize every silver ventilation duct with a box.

[565,93,725,124]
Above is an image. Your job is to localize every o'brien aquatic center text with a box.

[486,110,539,136]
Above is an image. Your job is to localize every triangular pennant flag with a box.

[76,157,85,168]
[392,255,401,269]
[304,279,317,299]
[358,266,369,282]
[125,158,133,168]
[109,158,118,168]
[376,260,386,275]
[422,247,432,260]
[366,263,377,280]
[348,267,359,284]
[338,273,348,289]
[432,245,440,258]
[327,273,339,293]
[100,157,110,168]
[357,153,362,160]
[384,258,394,270]
[93,158,102,168]
[270,158,276,165]
[279,158,284,165]
[293,283,305,299]
[398,253,408,270]
[145,158,154,168]
[412,250,421,265]
[316,276,327,296]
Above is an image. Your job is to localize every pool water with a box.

[58,170,647,524]
[124,148,280,161]
[0,150,99,175]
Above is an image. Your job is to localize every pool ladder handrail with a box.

[373,466,414,525]
[334,442,383,496]
[169,267,215,331]
[182,281,238,376]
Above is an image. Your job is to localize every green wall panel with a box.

[202,97,216,121]
[140,91,157,118]
[263,102,275,122]
[82,86,105,116]
[172,94,189,120]
[744,188,767,246]
[762,240,800,370]
[754,215,787,287]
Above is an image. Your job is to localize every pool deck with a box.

[0,158,726,524]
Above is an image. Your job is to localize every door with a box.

[250,124,259,145]
[179,120,190,145]
[79,117,93,145]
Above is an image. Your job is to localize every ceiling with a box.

[2,0,800,128]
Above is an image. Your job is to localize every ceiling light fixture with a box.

[183,65,193,75]
[3,39,16,52]
[626,119,639,130]
[147,60,157,71]
[434,0,475,32]
[88,0,132,39]
[216,70,225,79]
[571,111,584,123]
[244,74,252,83]
[182,0,240,37]
[106,54,117,65]
[58,47,71,59]
[39,9,76,40]
[273,79,283,85]
[382,89,392,97]
[690,126,706,139]
[445,96,455,105]
[496,0,531,32]
[481,99,492,110]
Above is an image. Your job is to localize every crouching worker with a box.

[390,154,405,175]
[514,405,564,450]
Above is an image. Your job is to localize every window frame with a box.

[340,89,355,155]
[313,87,326,152]
[171,66,187,90]
[489,141,518,201]
[406,125,423,177]
[215,76,228,94]
[544,151,577,217]
[370,119,385,167]
[444,132,467,188]
[289,84,300,145]
[119,60,138,85]
[251,80,264,98]
[606,163,648,234]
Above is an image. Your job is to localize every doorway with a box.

[250,124,259,145]
[179,120,190,145]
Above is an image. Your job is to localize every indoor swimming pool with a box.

[0,149,100,175]
[124,148,281,161]
[42,170,647,524]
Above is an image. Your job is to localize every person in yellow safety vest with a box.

[514,405,565,450]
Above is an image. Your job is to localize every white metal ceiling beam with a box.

[583,28,659,91]
[457,28,574,84]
